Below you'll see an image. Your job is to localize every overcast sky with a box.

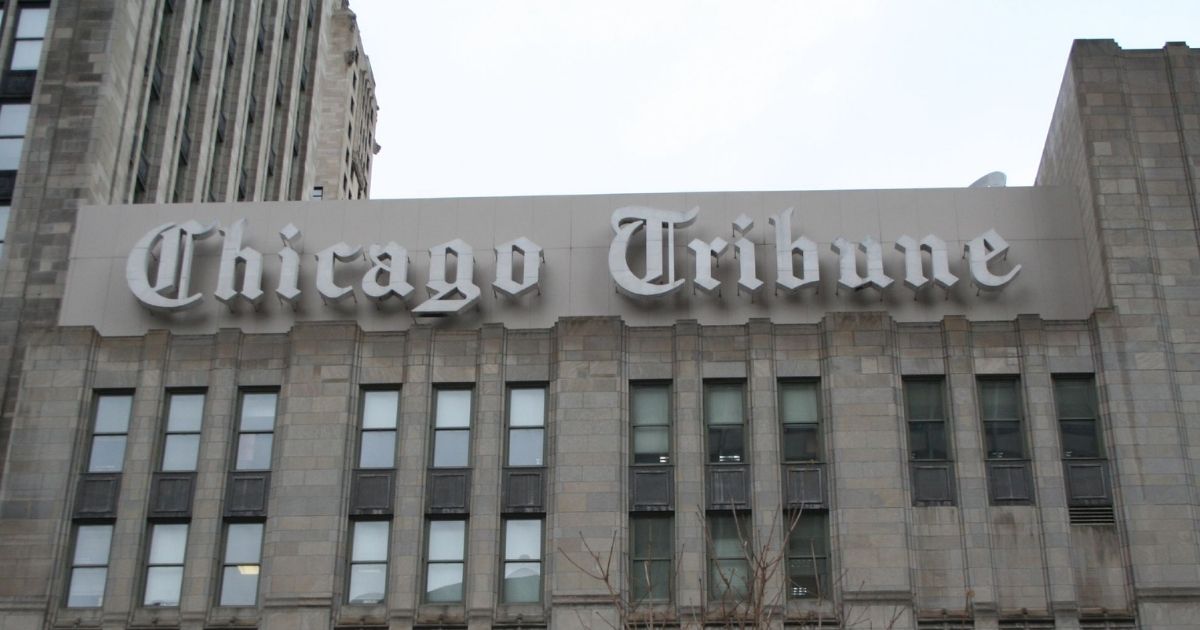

[350,1,1200,200]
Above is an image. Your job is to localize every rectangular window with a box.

[630,514,672,602]
[786,512,829,599]
[708,513,750,600]
[705,383,744,463]
[1053,377,1101,459]
[143,523,188,606]
[779,381,820,462]
[218,522,263,606]
[347,520,389,604]
[88,393,133,473]
[432,389,471,468]
[507,387,545,467]
[0,206,9,257]
[9,6,49,70]
[501,519,542,603]
[632,383,670,464]
[0,102,30,170]
[425,519,466,602]
[161,392,204,472]
[979,379,1024,459]
[358,390,399,468]
[67,525,113,607]
[235,391,277,470]
[905,379,949,460]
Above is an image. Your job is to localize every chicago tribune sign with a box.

[126,206,1020,316]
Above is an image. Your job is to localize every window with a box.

[358,390,399,468]
[631,383,670,464]
[705,383,744,463]
[235,392,277,470]
[143,523,188,606]
[979,379,1024,459]
[218,522,263,606]
[507,387,545,467]
[786,512,828,599]
[432,389,471,468]
[425,519,466,602]
[9,6,49,71]
[905,380,948,460]
[1053,377,1101,459]
[501,519,542,603]
[630,514,672,602]
[88,393,133,473]
[347,520,389,604]
[0,205,9,258]
[779,381,820,462]
[161,392,204,471]
[707,513,750,600]
[0,103,30,170]
[67,525,113,607]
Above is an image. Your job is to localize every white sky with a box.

[350,1,1200,200]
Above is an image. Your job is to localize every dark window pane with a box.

[358,430,396,468]
[67,567,107,608]
[708,426,744,463]
[709,515,746,557]
[1054,378,1096,419]
[783,424,820,461]
[235,433,273,470]
[433,429,469,467]
[632,386,669,426]
[502,562,541,603]
[631,559,670,601]
[88,435,126,472]
[788,513,828,557]
[787,558,828,599]
[905,380,945,420]
[162,434,200,471]
[219,566,259,606]
[508,427,544,466]
[979,380,1019,420]
[908,421,948,460]
[984,420,1023,458]
[633,426,669,463]
[348,563,386,604]
[780,382,820,424]
[710,559,750,599]
[705,386,743,425]
[632,516,672,558]
[1061,419,1101,458]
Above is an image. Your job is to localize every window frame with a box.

[8,4,49,72]
[630,381,672,466]
[785,511,829,600]
[903,377,951,462]
[357,388,400,470]
[423,518,468,603]
[704,381,747,465]
[505,384,547,468]
[977,377,1027,460]
[430,386,473,470]
[66,523,114,608]
[346,519,390,605]
[232,389,278,471]
[0,101,31,171]
[216,521,264,607]
[778,380,822,464]
[159,390,205,473]
[706,512,751,601]
[500,517,544,604]
[630,513,673,603]
[142,521,189,607]
[86,391,134,474]
[1052,375,1105,460]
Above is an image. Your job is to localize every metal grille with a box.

[917,619,974,629]
[998,619,1056,630]
[1070,505,1117,525]
[1080,617,1136,630]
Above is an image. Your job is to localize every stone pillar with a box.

[747,318,785,615]
[390,325,432,628]
[674,320,704,615]
[467,323,504,629]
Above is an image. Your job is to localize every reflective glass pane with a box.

[984,420,1023,458]
[905,380,945,420]
[507,428,543,466]
[1054,379,1096,419]
[67,567,107,607]
[162,434,200,471]
[908,421,948,460]
[979,380,1019,420]
[94,395,132,433]
[427,520,465,561]
[239,393,277,431]
[632,386,669,426]
[352,521,389,562]
[9,40,41,71]
[224,523,263,563]
[0,103,30,136]
[788,514,828,557]
[632,516,672,558]
[0,137,19,169]
[705,386,743,425]
[1061,419,1101,458]
[166,394,204,432]
[787,558,828,599]
[74,525,113,564]
[236,433,273,470]
[708,515,746,557]
[88,435,126,472]
[362,390,398,429]
[504,520,541,560]
[707,426,743,463]
[143,566,183,606]
[435,389,471,428]
[0,206,9,244]
[502,562,541,603]
[710,559,750,599]
[348,563,386,604]
[219,566,259,606]
[780,382,819,424]
[16,8,49,38]
[358,430,396,468]
[509,388,544,427]
[149,524,188,564]
[630,559,670,601]
[425,562,463,602]
[433,429,468,467]
[782,424,820,462]
[633,426,669,463]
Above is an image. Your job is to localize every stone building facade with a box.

[0,37,1197,630]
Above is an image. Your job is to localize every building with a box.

[0,0,379,496]
[0,35,1197,630]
